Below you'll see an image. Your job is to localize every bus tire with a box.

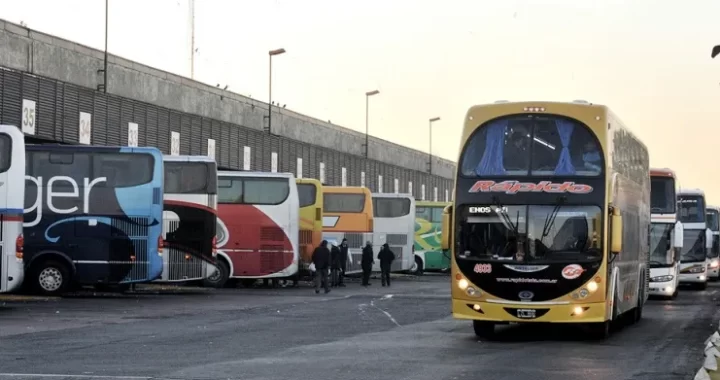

[472,321,495,339]
[671,289,678,299]
[410,257,424,276]
[203,259,229,288]
[699,282,708,290]
[589,321,611,340]
[31,259,71,296]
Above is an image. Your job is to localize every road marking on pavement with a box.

[370,299,401,327]
[0,374,149,379]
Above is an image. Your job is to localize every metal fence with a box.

[0,67,454,201]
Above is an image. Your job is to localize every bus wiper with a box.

[541,196,567,241]
[491,196,518,236]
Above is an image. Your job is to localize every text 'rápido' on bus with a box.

[468,180,593,194]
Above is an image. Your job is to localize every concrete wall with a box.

[0,19,456,180]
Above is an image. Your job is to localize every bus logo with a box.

[468,181,593,195]
[562,264,585,280]
[518,291,534,301]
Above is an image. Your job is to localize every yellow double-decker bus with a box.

[442,101,650,339]
[322,186,374,274]
[297,179,323,280]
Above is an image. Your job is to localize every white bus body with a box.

[706,206,720,280]
[0,125,25,293]
[371,193,415,272]
[649,168,683,298]
[677,188,712,290]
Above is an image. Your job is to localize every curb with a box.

[695,329,720,379]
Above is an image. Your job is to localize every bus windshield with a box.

[679,195,705,223]
[164,162,216,194]
[649,223,674,267]
[458,205,602,262]
[707,209,719,232]
[373,198,411,218]
[651,176,676,214]
[298,183,317,208]
[324,193,365,213]
[459,115,602,177]
[681,229,706,263]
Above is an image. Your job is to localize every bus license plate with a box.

[516,309,536,319]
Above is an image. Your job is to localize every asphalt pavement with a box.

[0,275,718,380]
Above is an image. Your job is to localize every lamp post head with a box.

[429,117,441,123]
[366,90,380,96]
[269,48,286,56]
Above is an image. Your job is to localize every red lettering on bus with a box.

[468,181,593,195]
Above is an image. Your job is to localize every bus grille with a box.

[260,245,290,273]
[343,233,365,248]
[386,234,407,246]
[112,217,150,238]
[168,247,204,281]
[122,239,149,282]
[261,227,285,241]
[113,217,151,282]
[299,230,313,245]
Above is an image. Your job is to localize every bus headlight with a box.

[587,280,598,292]
[458,278,469,290]
[689,266,705,274]
[711,260,719,269]
[466,287,480,297]
[651,275,674,282]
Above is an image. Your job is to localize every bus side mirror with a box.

[706,229,713,249]
[610,208,623,254]
[673,222,684,249]
[441,205,452,251]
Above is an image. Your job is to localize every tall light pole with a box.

[428,117,440,174]
[189,0,195,79]
[97,0,109,92]
[267,48,286,134]
[364,90,380,158]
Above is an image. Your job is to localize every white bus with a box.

[371,193,415,272]
[209,171,299,288]
[0,125,25,293]
[706,205,720,280]
[158,155,218,283]
[677,188,713,290]
[648,168,683,299]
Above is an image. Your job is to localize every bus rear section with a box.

[212,171,299,286]
[296,179,323,279]
[706,206,720,280]
[158,156,218,283]
[0,125,25,293]
[677,188,712,290]
[371,193,415,273]
[322,186,373,275]
[648,168,683,299]
[413,201,451,274]
[23,146,164,295]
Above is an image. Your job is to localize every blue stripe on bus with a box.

[0,208,24,215]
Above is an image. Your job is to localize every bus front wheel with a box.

[472,321,495,339]
[410,257,424,276]
[31,259,71,296]
[589,321,611,340]
[204,259,229,288]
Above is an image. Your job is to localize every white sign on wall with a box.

[170,131,180,156]
[297,157,303,178]
[378,175,383,193]
[421,184,426,201]
[434,187,438,202]
[394,178,399,194]
[22,99,36,135]
[243,146,251,170]
[408,182,413,195]
[207,139,216,159]
[79,112,92,145]
[319,162,326,184]
[445,189,449,202]
[341,167,347,187]
[128,122,138,147]
[361,171,366,187]
[271,152,278,172]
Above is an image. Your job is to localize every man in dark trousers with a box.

[338,238,349,287]
[330,242,341,287]
[312,240,331,294]
[378,243,396,287]
[361,241,374,287]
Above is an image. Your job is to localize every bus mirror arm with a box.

[610,208,623,254]
[673,222,684,249]
[441,205,452,251]
[706,229,713,250]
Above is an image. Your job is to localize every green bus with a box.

[410,201,451,274]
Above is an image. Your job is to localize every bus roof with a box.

[163,155,216,163]
[678,188,705,197]
[297,178,322,186]
[650,168,677,178]
[416,201,451,207]
[218,171,295,180]
[370,193,413,199]
[26,145,162,155]
[708,206,720,212]
[0,125,25,140]
[322,186,370,195]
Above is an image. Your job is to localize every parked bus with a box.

[23,146,164,295]
[0,125,25,293]
[158,155,218,283]
[707,206,720,280]
[322,186,373,275]
[413,201,452,274]
[648,168,683,299]
[677,188,713,290]
[371,193,415,272]
[209,171,299,288]
[443,101,650,339]
[297,178,323,279]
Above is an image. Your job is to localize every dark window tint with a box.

[218,178,243,204]
[651,177,676,214]
[92,153,154,188]
[707,209,720,232]
[373,198,410,217]
[28,151,92,181]
[324,193,365,213]
[165,162,215,194]
[712,235,720,258]
[217,177,289,205]
[0,134,12,173]
[678,195,705,223]
[298,183,317,208]
[431,207,444,222]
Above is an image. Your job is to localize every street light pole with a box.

[428,117,440,174]
[267,48,286,134]
[189,0,195,79]
[97,0,109,93]
[364,90,380,158]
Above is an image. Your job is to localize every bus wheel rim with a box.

[39,268,62,292]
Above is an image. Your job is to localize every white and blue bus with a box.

[677,188,713,290]
[22,145,165,295]
[0,125,26,293]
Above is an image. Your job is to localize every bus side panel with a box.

[0,128,24,293]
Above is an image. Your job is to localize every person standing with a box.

[338,238,349,287]
[330,242,341,287]
[378,243,396,287]
[361,241,374,287]
[312,240,331,294]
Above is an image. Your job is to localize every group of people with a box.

[310,239,395,294]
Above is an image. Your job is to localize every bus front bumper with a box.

[708,267,719,280]
[452,299,607,323]
[679,273,707,283]
[648,280,675,297]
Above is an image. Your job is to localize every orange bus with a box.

[297,179,323,278]
[322,186,374,274]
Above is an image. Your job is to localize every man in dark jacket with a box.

[330,242,341,287]
[312,240,331,294]
[338,238,349,287]
[361,241,374,287]
[378,243,395,287]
